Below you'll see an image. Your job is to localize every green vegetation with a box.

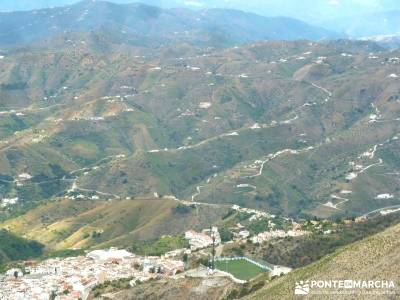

[131,235,189,256]
[215,259,266,281]
[219,210,252,229]
[225,279,267,300]
[92,277,135,298]
[172,203,196,214]
[248,216,291,235]
[0,229,44,270]
[219,227,234,242]
[44,249,85,259]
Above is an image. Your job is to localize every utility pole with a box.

[210,225,216,271]
[211,182,216,270]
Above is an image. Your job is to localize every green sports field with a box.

[215,259,266,281]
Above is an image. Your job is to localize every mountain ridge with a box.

[0,0,342,48]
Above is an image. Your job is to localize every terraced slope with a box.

[1,38,399,222]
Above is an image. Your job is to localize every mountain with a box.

[246,221,400,299]
[322,10,400,38]
[1,1,399,40]
[2,0,400,26]
[0,0,342,48]
[0,0,75,11]
[0,35,399,223]
[171,0,400,24]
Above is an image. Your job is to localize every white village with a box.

[1,201,375,300]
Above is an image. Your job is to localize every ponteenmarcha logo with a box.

[294,279,396,296]
[295,280,310,295]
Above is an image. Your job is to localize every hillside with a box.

[90,276,238,300]
[1,38,399,222]
[0,0,341,48]
[222,212,400,269]
[246,222,400,299]
[0,197,228,250]
[0,229,43,269]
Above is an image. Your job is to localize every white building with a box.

[5,268,23,278]
[251,230,310,243]
[236,230,250,240]
[87,248,134,261]
[270,265,292,277]
[185,230,213,250]
[185,227,220,250]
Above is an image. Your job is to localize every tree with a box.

[50,291,57,300]
[227,289,239,299]
[219,227,233,242]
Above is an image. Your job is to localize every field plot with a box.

[215,259,266,281]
